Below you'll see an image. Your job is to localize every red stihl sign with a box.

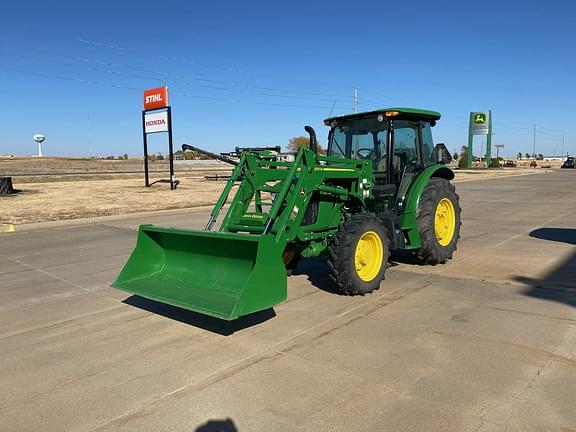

[143,86,169,110]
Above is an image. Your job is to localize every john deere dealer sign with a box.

[470,112,490,135]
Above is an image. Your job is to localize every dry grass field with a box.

[1,157,232,225]
[0,157,552,226]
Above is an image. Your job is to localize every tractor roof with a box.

[324,107,441,123]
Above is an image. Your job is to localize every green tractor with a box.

[113,108,461,320]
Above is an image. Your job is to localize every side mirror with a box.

[434,143,452,165]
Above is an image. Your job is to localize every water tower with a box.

[33,134,45,157]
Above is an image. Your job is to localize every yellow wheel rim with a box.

[435,198,456,246]
[354,231,384,282]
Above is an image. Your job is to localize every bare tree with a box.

[286,136,325,154]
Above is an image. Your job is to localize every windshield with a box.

[329,118,388,171]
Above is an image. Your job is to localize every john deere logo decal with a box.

[473,113,486,124]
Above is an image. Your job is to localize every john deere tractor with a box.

[113,108,461,320]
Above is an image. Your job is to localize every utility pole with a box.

[353,88,358,113]
[562,131,565,157]
[532,124,536,158]
[88,114,93,157]
[485,110,492,167]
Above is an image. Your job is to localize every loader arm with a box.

[215,146,374,252]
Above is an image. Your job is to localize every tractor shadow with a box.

[295,254,413,294]
[195,418,238,431]
[294,257,340,294]
[513,228,576,308]
[123,296,275,336]
[529,227,576,245]
[387,249,426,266]
[0,188,25,197]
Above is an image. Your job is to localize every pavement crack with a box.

[432,330,576,365]
[0,301,124,341]
[484,305,576,324]
[497,344,561,429]
[474,406,487,432]
[0,253,134,307]
[1,255,90,292]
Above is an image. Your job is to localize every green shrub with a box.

[489,158,501,168]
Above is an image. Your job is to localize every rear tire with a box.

[328,214,389,295]
[415,177,461,264]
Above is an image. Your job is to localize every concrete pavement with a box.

[0,170,575,431]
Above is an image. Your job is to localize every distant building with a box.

[277,153,295,163]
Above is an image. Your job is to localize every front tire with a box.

[416,177,461,264]
[328,214,389,295]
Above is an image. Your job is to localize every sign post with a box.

[141,86,176,190]
[467,111,492,168]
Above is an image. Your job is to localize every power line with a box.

[359,96,387,106]
[5,39,575,144]
[253,101,333,110]
[0,67,229,102]
[72,37,409,107]
[247,85,352,99]
[0,66,143,91]
[75,37,357,90]
[0,66,339,109]
[3,44,375,105]
[4,42,397,113]
[0,50,228,90]
[493,123,532,135]
[1,49,388,113]
[1,43,231,85]
[250,91,346,103]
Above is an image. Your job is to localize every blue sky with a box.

[1,0,575,158]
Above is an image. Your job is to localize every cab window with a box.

[392,120,419,179]
[420,122,435,165]
[329,118,388,171]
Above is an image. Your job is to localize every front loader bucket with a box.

[113,225,287,320]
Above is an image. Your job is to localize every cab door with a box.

[391,120,423,209]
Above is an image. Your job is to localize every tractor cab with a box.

[325,108,442,187]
